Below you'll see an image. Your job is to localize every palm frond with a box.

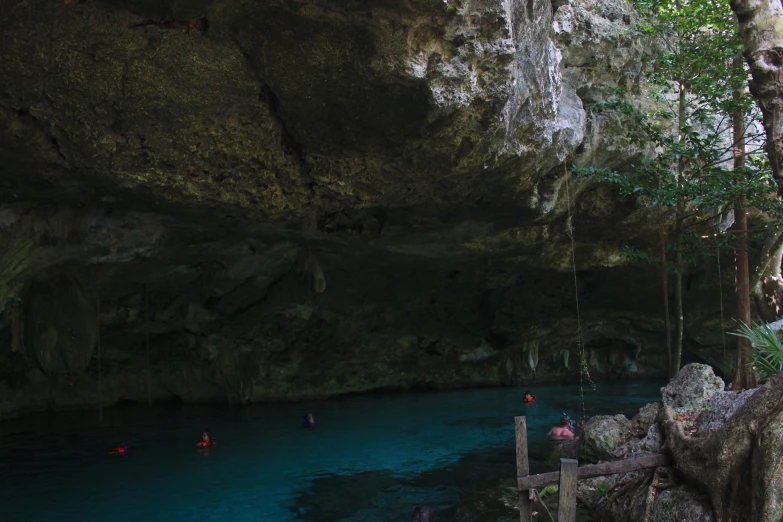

[729,321,783,381]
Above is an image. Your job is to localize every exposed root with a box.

[659,371,783,521]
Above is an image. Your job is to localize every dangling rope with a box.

[145,283,151,407]
[97,285,103,424]
[564,164,592,423]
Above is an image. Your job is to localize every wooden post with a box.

[558,458,579,522]
[514,416,532,522]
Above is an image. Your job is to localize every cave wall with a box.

[0,0,732,417]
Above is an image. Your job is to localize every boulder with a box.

[661,363,724,414]
[580,414,631,463]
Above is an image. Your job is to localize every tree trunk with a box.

[729,0,783,199]
[659,369,783,522]
[673,81,687,376]
[735,199,757,390]
[732,79,758,390]
[674,225,684,375]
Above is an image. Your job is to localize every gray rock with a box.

[628,423,664,457]
[581,414,631,462]
[695,389,757,434]
[632,401,660,429]
[661,363,724,413]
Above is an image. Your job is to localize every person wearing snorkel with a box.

[548,413,578,441]
[197,431,216,448]
[303,413,315,429]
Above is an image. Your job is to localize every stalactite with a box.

[297,248,326,294]
[562,348,570,370]
[527,341,539,373]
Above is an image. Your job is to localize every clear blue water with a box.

[0,381,662,522]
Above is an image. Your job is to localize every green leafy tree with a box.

[576,0,778,379]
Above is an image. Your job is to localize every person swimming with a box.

[197,431,216,448]
[303,413,315,429]
[562,412,576,433]
[523,391,536,404]
[111,444,129,454]
[547,416,575,441]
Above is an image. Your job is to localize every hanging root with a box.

[8,298,23,353]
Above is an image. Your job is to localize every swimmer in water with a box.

[548,416,575,441]
[197,431,216,448]
[523,391,536,404]
[411,505,436,522]
[111,443,130,454]
[303,413,315,429]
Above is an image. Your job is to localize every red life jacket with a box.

[524,395,536,404]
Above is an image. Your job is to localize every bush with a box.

[730,321,783,382]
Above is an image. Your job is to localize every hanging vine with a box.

[145,283,151,407]
[564,164,595,422]
[97,285,103,424]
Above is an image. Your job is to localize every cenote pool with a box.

[0,381,663,522]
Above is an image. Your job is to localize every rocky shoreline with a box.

[458,363,782,522]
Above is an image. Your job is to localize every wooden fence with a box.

[514,416,671,522]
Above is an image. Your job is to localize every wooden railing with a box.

[514,416,672,522]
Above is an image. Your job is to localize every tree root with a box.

[659,370,783,522]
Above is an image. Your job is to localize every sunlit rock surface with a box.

[0,0,730,416]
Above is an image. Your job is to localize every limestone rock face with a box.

[661,363,724,414]
[24,274,98,376]
[580,414,631,463]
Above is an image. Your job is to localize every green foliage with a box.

[540,484,559,499]
[574,0,779,269]
[730,321,783,382]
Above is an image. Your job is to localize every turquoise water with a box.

[0,381,662,522]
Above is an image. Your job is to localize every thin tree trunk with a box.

[674,224,684,374]
[658,201,673,377]
[735,199,757,390]
[732,67,758,390]
[729,0,783,199]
